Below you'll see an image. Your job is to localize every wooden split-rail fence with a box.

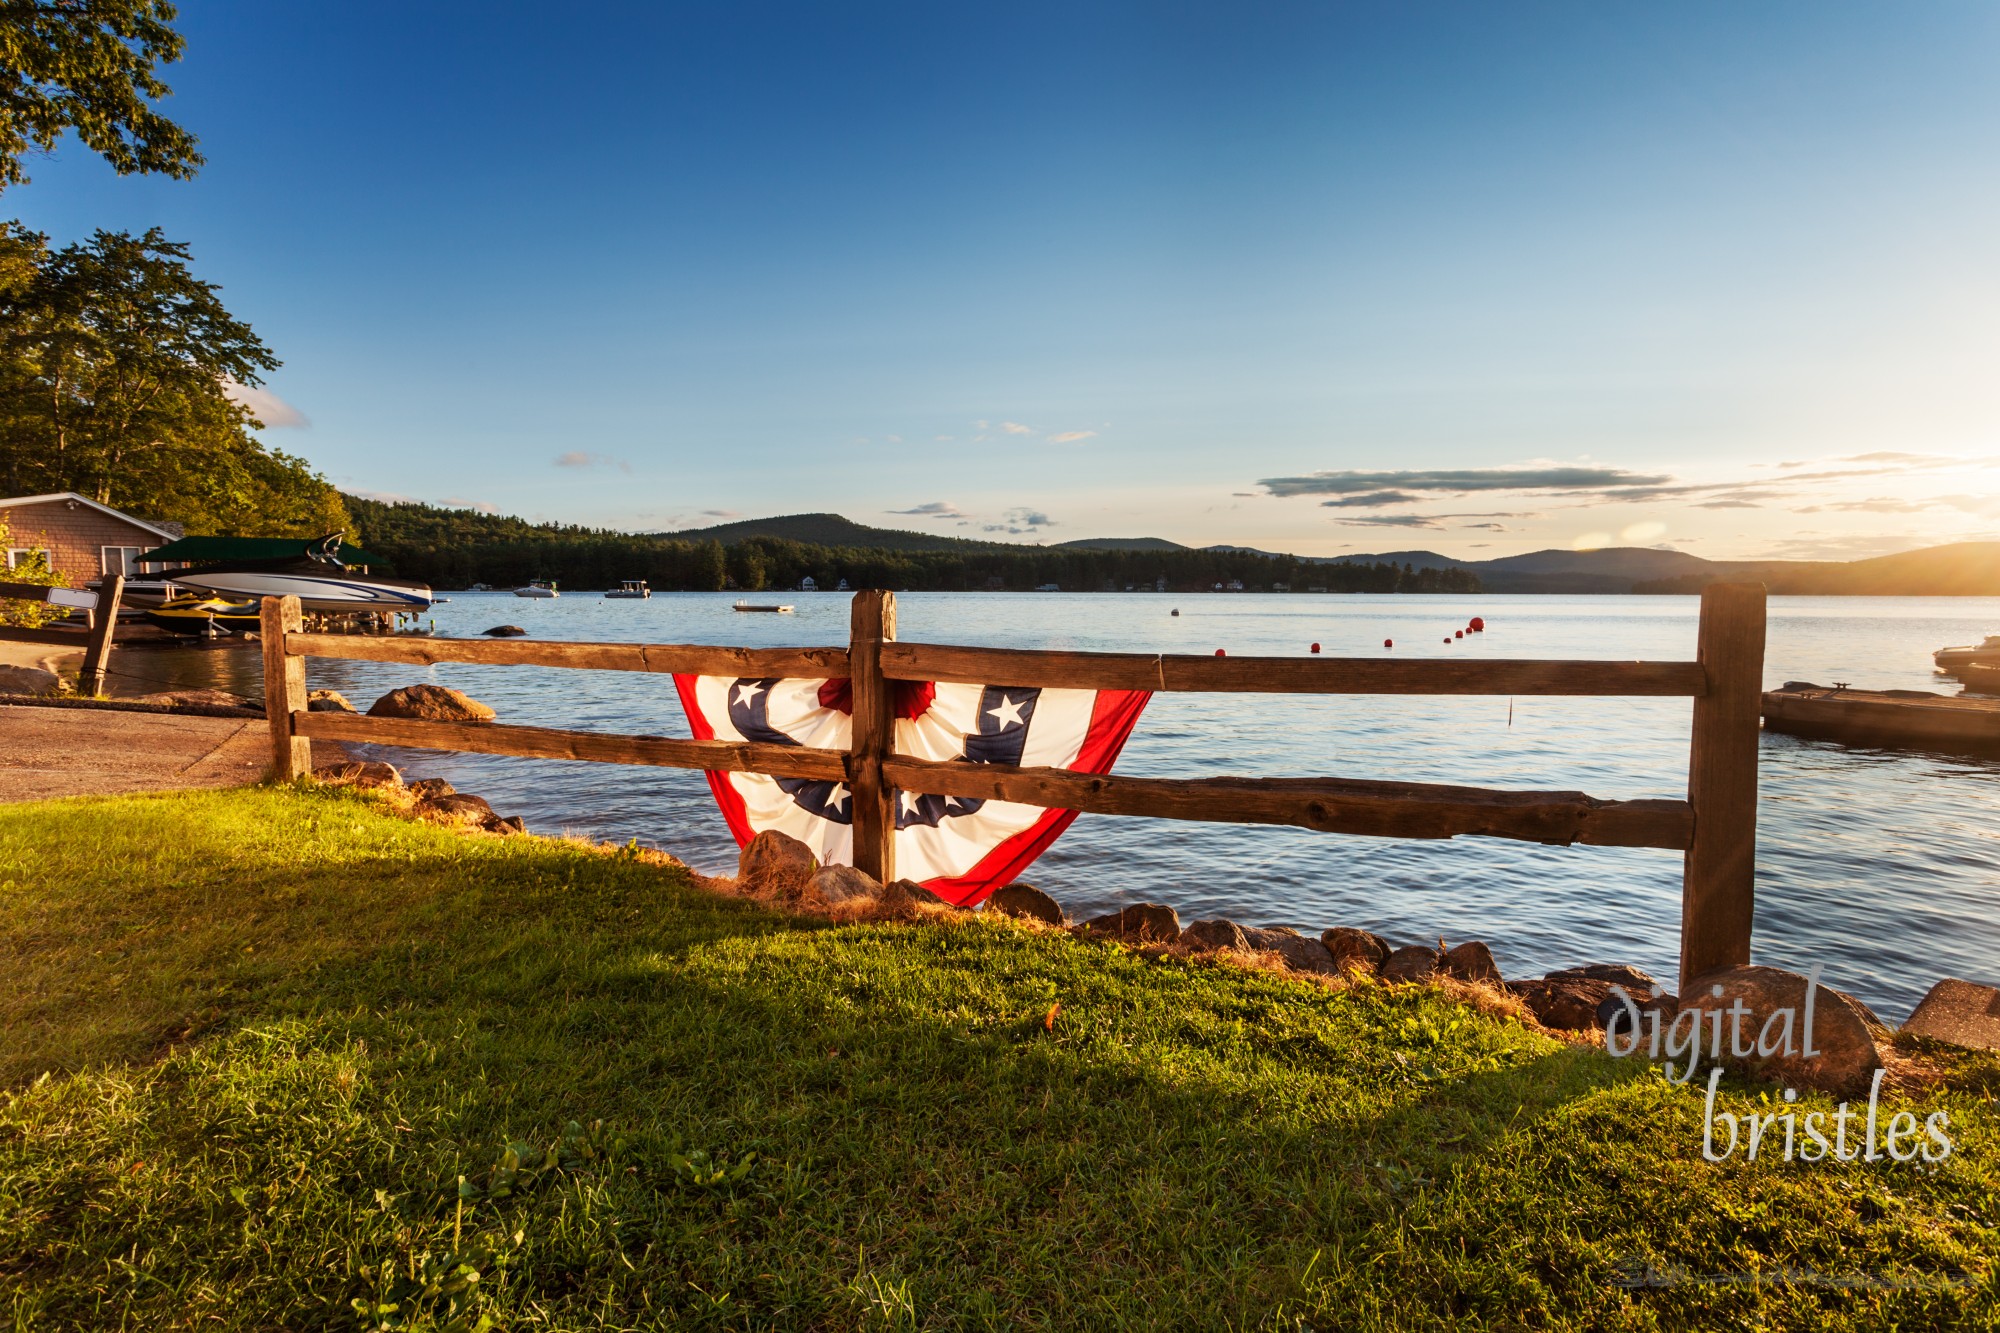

[0,574,123,695]
[261,583,1767,988]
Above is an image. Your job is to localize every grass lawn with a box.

[0,785,1995,1330]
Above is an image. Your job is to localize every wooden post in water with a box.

[261,594,311,781]
[848,589,898,882]
[77,573,122,697]
[1679,582,1767,989]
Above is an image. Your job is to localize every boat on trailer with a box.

[135,534,434,614]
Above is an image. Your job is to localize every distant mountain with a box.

[663,512,1021,553]
[1632,542,2000,596]
[1053,536,1190,552]
[1333,541,2000,595]
[435,503,2000,595]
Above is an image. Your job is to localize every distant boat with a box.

[467,582,491,591]
[605,579,651,599]
[733,600,794,613]
[1935,634,2000,670]
[514,581,559,598]
[1034,583,1060,592]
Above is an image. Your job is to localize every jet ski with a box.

[143,594,263,636]
[137,534,435,613]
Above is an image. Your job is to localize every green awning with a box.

[137,535,389,567]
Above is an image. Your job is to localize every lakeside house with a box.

[0,492,183,586]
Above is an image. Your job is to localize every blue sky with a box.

[11,1,2000,559]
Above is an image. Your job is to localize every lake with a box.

[108,591,2000,1019]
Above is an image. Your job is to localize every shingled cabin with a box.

[0,492,183,589]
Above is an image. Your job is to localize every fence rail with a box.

[263,584,1767,987]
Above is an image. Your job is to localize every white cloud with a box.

[1047,430,1097,445]
[554,451,633,474]
[223,379,308,429]
[999,421,1034,435]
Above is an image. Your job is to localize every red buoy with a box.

[1469,616,1485,631]
[1215,648,1226,656]
[1454,630,1463,639]
[1310,642,1321,654]
[1443,637,1451,644]
[1383,638,1393,649]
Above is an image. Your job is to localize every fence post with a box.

[1679,581,1766,989]
[261,594,311,780]
[848,589,897,882]
[77,573,122,697]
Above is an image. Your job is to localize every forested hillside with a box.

[345,497,1481,593]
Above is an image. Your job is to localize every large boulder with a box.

[1509,976,1615,1031]
[1321,927,1390,974]
[312,760,403,790]
[1380,945,1442,984]
[0,664,61,696]
[811,864,883,905]
[1682,965,1884,1096]
[737,830,817,899]
[1180,918,1250,952]
[1440,940,1502,985]
[987,881,1063,924]
[1902,979,2000,1052]
[1241,926,1339,975]
[368,684,496,723]
[307,689,357,713]
[1078,903,1181,943]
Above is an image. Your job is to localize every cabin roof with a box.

[0,491,180,539]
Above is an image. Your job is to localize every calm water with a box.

[109,592,2000,1018]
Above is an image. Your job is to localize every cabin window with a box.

[101,546,145,576]
[6,547,50,571]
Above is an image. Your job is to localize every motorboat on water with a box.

[1934,634,2000,671]
[515,580,559,598]
[135,534,434,614]
[605,579,651,599]
[143,593,262,636]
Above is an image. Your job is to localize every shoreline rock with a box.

[1077,903,1180,943]
[368,684,496,723]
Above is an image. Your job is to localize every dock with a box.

[1761,682,2000,754]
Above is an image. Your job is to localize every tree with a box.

[0,226,352,537]
[0,0,200,189]
[0,511,66,626]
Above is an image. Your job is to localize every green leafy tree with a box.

[0,511,66,626]
[0,226,351,537]
[0,0,201,189]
